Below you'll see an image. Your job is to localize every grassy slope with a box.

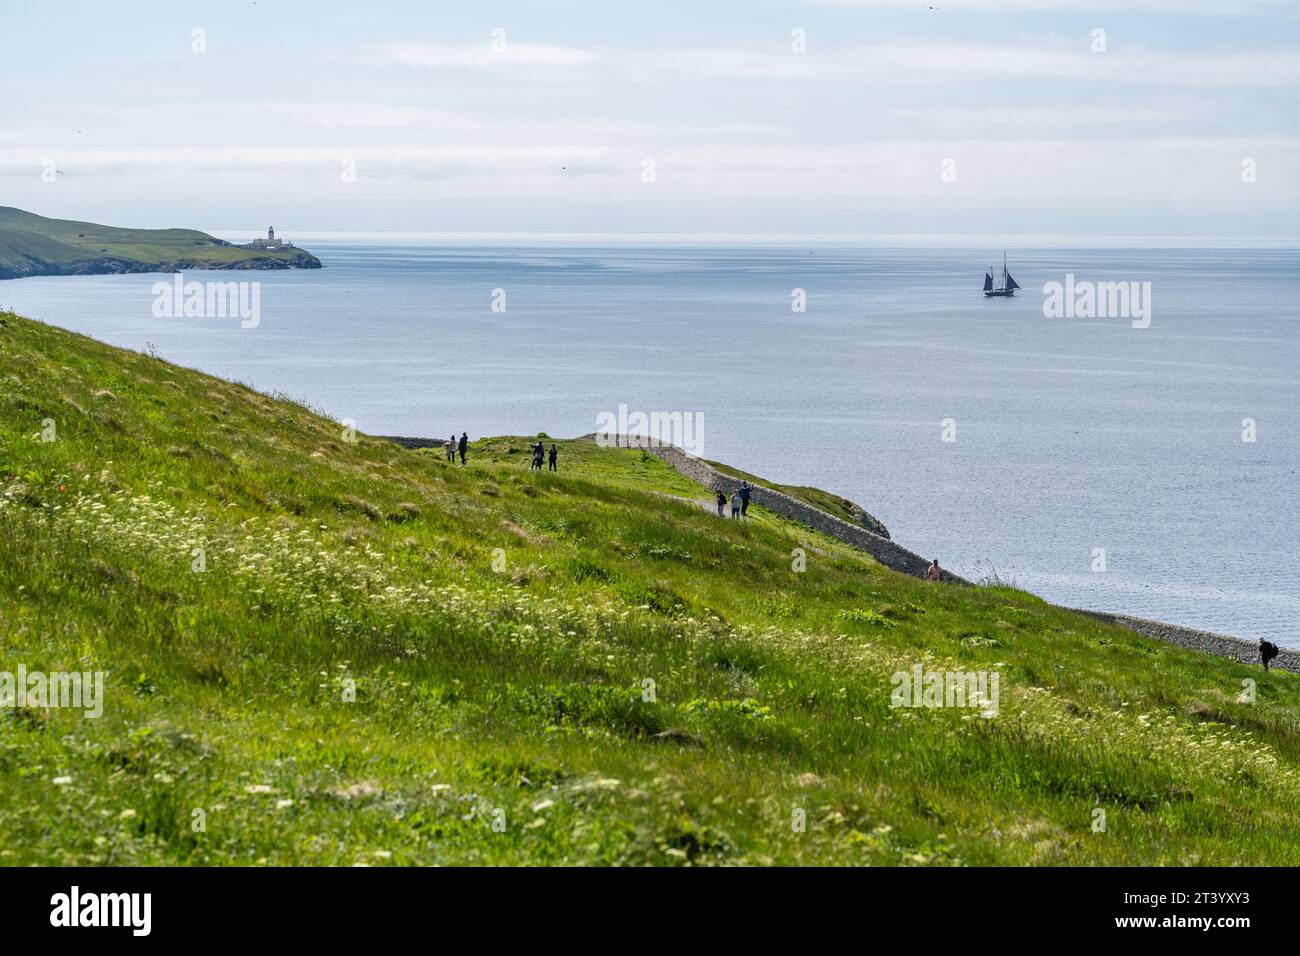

[707,458,887,532]
[1,309,1298,866]
[0,207,316,276]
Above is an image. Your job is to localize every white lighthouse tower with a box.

[243,225,293,250]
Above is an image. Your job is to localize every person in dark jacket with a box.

[531,442,544,470]
[1260,639,1280,671]
[739,481,751,516]
[458,432,468,464]
[548,444,558,471]
[715,490,726,516]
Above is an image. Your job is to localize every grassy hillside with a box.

[2,309,1298,866]
[0,207,320,279]
[706,458,890,535]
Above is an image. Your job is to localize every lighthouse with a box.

[242,225,293,250]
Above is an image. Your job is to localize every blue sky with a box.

[2,0,1298,238]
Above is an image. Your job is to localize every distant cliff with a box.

[0,206,321,279]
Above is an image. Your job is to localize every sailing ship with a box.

[983,252,1020,297]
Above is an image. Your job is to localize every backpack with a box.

[1261,641,1279,661]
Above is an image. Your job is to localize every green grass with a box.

[0,207,319,278]
[706,458,889,533]
[2,308,1298,866]
[474,435,708,499]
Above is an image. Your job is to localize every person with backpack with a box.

[730,490,741,519]
[533,442,546,470]
[548,443,558,472]
[739,481,751,516]
[458,432,468,464]
[1260,639,1280,671]
[444,435,456,462]
[715,490,726,516]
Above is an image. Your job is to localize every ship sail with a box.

[983,252,1019,297]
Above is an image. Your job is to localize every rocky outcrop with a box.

[0,250,321,280]
[840,502,891,539]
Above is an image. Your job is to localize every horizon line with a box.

[208,230,1300,248]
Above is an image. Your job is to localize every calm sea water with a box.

[3,242,1297,644]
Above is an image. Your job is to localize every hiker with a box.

[531,442,544,470]
[715,490,726,517]
[730,490,741,519]
[739,481,751,516]
[927,559,942,582]
[458,432,468,464]
[548,443,558,472]
[444,435,455,461]
[1260,639,1280,671]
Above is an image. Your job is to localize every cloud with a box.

[642,43,1300,87]
[812,0,1291,11]
[1,102,794,149]
[886,102,1201,131]
[5,137,1295,201]
[0,144,616,182]
[369,41,599,69]
[361,37,1300,88]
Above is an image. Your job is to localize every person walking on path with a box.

[458,432,468,464]
[1260,639,1280,671]
[927,559,942,581]
[730,491,741,519]
[739,481,751,517]
[548,443,558,472]
[715,490,726,517]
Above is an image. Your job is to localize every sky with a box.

[1,0,1298,239]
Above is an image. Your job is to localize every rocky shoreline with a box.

[1066,608,1297,673]
[0,250,322,281]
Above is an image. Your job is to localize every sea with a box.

[3,240,1296,645]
